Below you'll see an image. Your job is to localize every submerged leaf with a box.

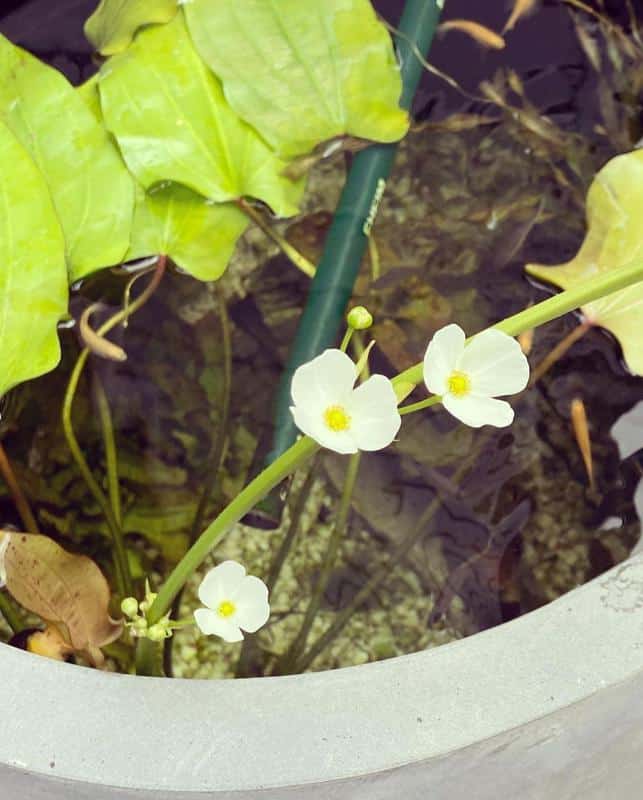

[0,120,68,398]
[0,35,134,280]
[85,0,178,55]
[526,149,643,375]
[503,0,539,34]
[127,183,248,281]
[438,20,506,50]
[98,13,303,216]
[184,0,408,158]
[2,532,123,666]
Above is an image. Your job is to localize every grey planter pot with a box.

[2,553,643,799]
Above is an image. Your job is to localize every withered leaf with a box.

[2,532,123,666]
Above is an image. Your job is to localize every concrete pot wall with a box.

[1,553,643,799]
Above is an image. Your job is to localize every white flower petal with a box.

[458,329,529,396]
[234,576,270,633]
[197,560,246,608]
[290,349,356,410]
[442,393,515,428]
[423,324,466,395]
[290,404,358,454]
[348,375,401,451]
[194,608,244,642]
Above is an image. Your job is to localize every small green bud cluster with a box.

[120,582,175,642]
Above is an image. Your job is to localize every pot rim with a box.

[1,553,643,793]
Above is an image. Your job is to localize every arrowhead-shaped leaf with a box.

[0,35,135,280]
[0,120,67,398]
[98,13,304,216]
[85,0,178,56]
[185,0,409,157]
[526,149,643,375]
[2,531,123,666]
[127,182,248,281]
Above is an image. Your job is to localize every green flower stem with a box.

[62,256,166,599]
[143,436,319,631]
[399,395,442,416]
[164,288,232,677]
[394,257,643,388]
[276,452,361,676]
[93,374,122,525]
[237,199,317,279]
[63,351,131,598]
[235,461,318,678]
[339,327,354,352]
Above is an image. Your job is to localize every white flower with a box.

[289,349,401,454]
[423,324,529,428]
[194,560,270,643]
[0,533,8,588]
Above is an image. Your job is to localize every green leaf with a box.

[127,182,248,281]
[85,0,178,56]
[0,35,135,281]
[0,120,67,398]
[526,149,643,375]
[184,0,409,158]
[98,13,304,216]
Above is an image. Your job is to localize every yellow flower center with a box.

[323,405,351,432]
[447,371,471,397]
[217,600,236,618]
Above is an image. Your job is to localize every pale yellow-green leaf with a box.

[185,0,409,158]
[0,35,135,280]
[85,0,178,55]
[127,182,248,281]
[0,120,67,398]
[526,149,643,375]
[98,13,304,216]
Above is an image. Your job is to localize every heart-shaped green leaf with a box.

[526,149,643,375]
[127,183,248,281]
[98,13,304,217]
[0,35,135,281]
[0,120,67,398]
[85,0,178,56]
[185,0,409,158]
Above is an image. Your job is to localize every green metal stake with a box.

[267,0,445,464]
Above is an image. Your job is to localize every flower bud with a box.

[347,306,373,331]
[131,617,148,635]
[120,597,139,619]
[147,623,170,642]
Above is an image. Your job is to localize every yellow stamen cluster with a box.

[218,600,236,618]
[447,371,471,397]
[323,405,351,432]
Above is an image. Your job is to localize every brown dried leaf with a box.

[2,532,123,666]
[438,20,506,50]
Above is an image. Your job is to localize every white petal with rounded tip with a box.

[291,349,356,409]
[235,576,270,632]
[349,375,401,450]
[194,608,244,642]
[197,560,246,608]
[458,329,530,396]
[290,405,358,453]
[423,324,466,395]
[442,393,514,428]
